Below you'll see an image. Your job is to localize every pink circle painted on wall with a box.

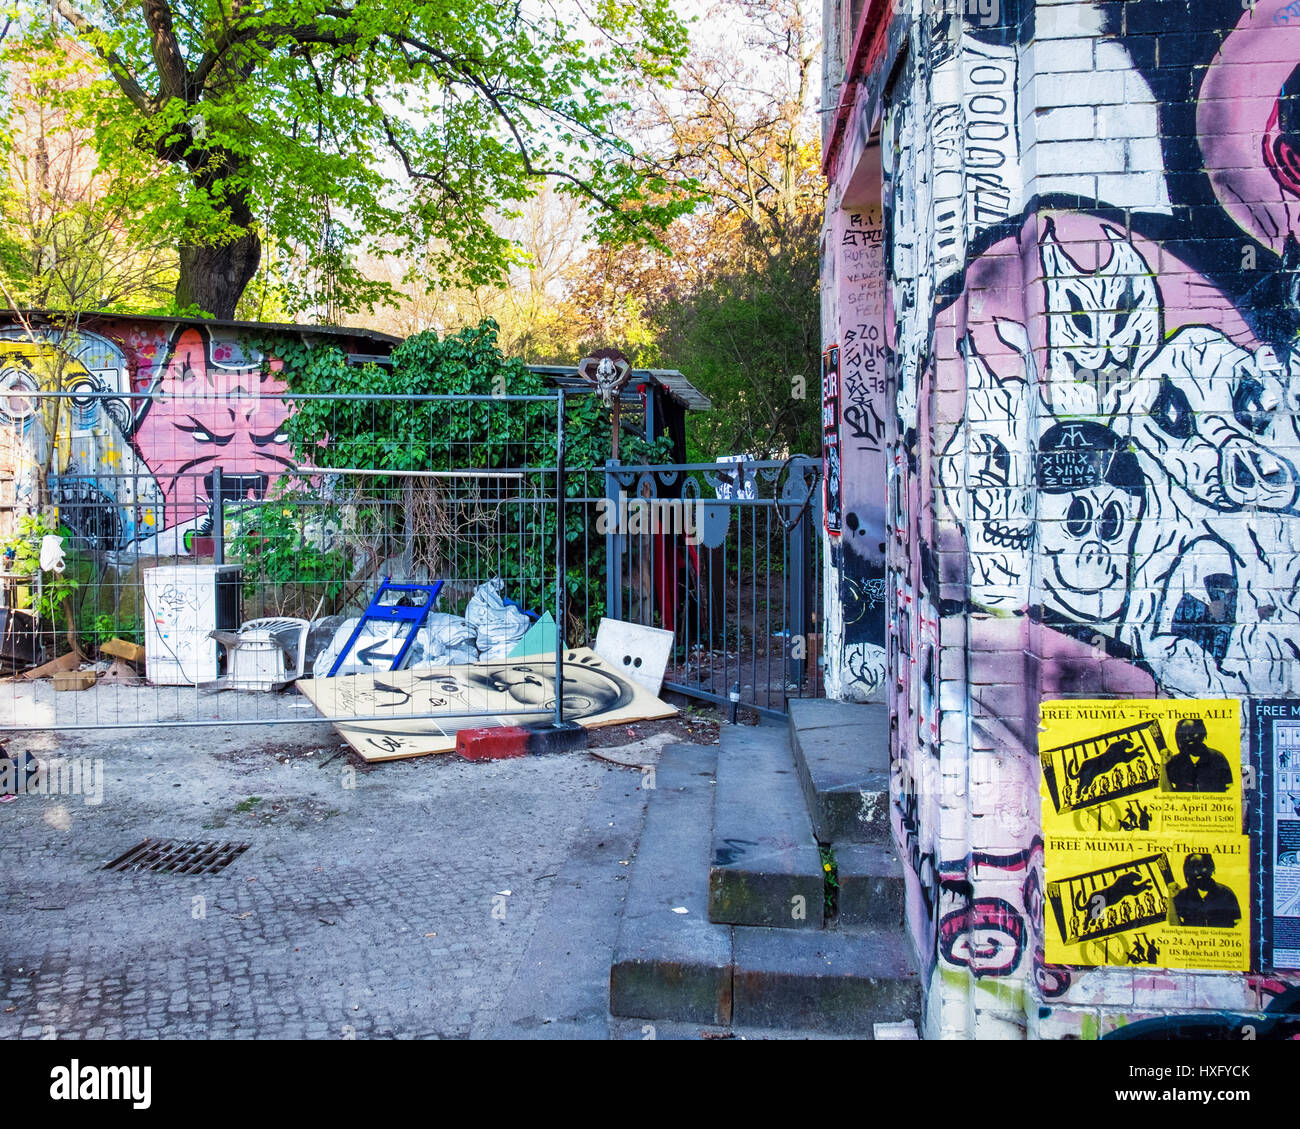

[1198,0,1300,254]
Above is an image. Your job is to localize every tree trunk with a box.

[175,228,262,319]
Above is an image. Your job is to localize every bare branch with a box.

[53,0,152,111]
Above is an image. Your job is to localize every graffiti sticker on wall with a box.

[821,345,842,535]
[1253,699,1300,970]
[1041,699,1249,969]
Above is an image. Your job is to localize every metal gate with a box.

[598,456,825,718]
[0,388,569,734]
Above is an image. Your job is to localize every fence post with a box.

[604,458,621,623]
[554,391,566,726]
[786,469,808,691]
[212,465,224,564]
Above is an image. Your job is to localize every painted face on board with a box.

[130,327,295,531]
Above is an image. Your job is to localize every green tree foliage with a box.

[254,318,667,633]
[0,37,177,312]
[561,0,825,460]
[18,0,697,319]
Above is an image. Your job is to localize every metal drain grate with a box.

[104,838,250,875]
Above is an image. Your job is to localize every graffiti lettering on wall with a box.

[0,323,297,554]
[840,210,887,455]
[822,346,843,534]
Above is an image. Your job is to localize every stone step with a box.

[707,723,825,929]
[833,842,906,930]
[608,744,734,1026]
[731,926,921,1035]
[788,698,891,844]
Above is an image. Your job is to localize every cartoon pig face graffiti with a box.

[1036,422,1145,623]
[1121,326,1297,513]
[130,328,295,530]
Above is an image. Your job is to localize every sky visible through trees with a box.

[0,0,823,458]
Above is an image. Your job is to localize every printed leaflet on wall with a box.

[1040,699,1248,970]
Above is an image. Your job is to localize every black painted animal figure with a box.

[1070,737,1142,797]
[1073,870,1153,915]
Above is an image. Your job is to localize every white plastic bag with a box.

[311,611,479,675]
[414,613,479,666]
[40,534,66,574]
[464,578,531,661]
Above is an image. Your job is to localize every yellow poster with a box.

[1039,699,1249,970]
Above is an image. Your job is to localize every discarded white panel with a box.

[143,565,242,685]
[594,618,674,696]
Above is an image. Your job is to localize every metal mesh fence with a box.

[1,384,825,732]
[0,390,565,731]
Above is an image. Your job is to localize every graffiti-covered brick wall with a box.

[823,0,1300,1037]
[0,314,394,555]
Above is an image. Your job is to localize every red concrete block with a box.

[455,726,528,761]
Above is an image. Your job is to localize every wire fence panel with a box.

[0,389,568,732]
[598,457,825,719]
[1,383,823,730]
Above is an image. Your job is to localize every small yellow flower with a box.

[823,863,832,872]
[282,509,292,517]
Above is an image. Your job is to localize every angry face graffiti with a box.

[129,327,296,536]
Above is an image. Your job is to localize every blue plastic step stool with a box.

[326,577,444,677]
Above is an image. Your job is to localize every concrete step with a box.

[833,842,906,930]
[731,926,920,1035]
[707,723,825,929]
[788,698,891,844]
[608,744,734,1026]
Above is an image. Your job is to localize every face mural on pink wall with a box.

[130,327,295,542]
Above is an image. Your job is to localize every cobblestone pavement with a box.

[0,722,648,1039]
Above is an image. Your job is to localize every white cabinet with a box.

[143,565,242,685]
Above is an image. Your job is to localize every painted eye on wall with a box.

[1065,496,1093,538]
[1067,290,1092,335]
[1098,499,1125,542]
[1232,376,1272,435]
[1151,377,1193,439]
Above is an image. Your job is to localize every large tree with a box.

[14,0,693,318]
[562,0,825,458]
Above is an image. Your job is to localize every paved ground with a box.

[0,712,664,1040]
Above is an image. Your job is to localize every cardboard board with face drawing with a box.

[297,647,677,761]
